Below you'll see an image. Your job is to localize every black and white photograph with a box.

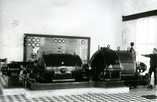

[0,0,157,102]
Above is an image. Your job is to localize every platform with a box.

[29,80,125,90]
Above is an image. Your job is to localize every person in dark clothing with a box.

[142,48,157,87]
[129,42,136,60]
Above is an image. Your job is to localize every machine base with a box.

[29,80,125,90]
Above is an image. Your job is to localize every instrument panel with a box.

[24,34,90,64]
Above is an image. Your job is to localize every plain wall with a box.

[122,0,157,15]
[121,0,157,71]
[121,0,157,49]
[0,0,123,61]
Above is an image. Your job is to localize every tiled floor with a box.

[0,86,156,102]
[130,85,157,102]
[0,92,153,102]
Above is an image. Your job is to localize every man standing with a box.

[142,48,157,88]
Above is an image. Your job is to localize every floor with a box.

[130,85,157,102]
[0,74,156,102]
[0,86,156,102]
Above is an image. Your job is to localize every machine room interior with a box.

[0,0,157,102]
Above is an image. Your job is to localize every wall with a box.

[122,0,157,15]
[0,0,123,61]
[121,0,157,71]
[121,0,157,49]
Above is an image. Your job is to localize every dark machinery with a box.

[39,54,89,82]
[0,61,29,87]
[116,50,136,77]
[116,50,148,87]
[90,47,121,81]
[1,54,90,88]
[1,47,149,89]
[90,47,149,87]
